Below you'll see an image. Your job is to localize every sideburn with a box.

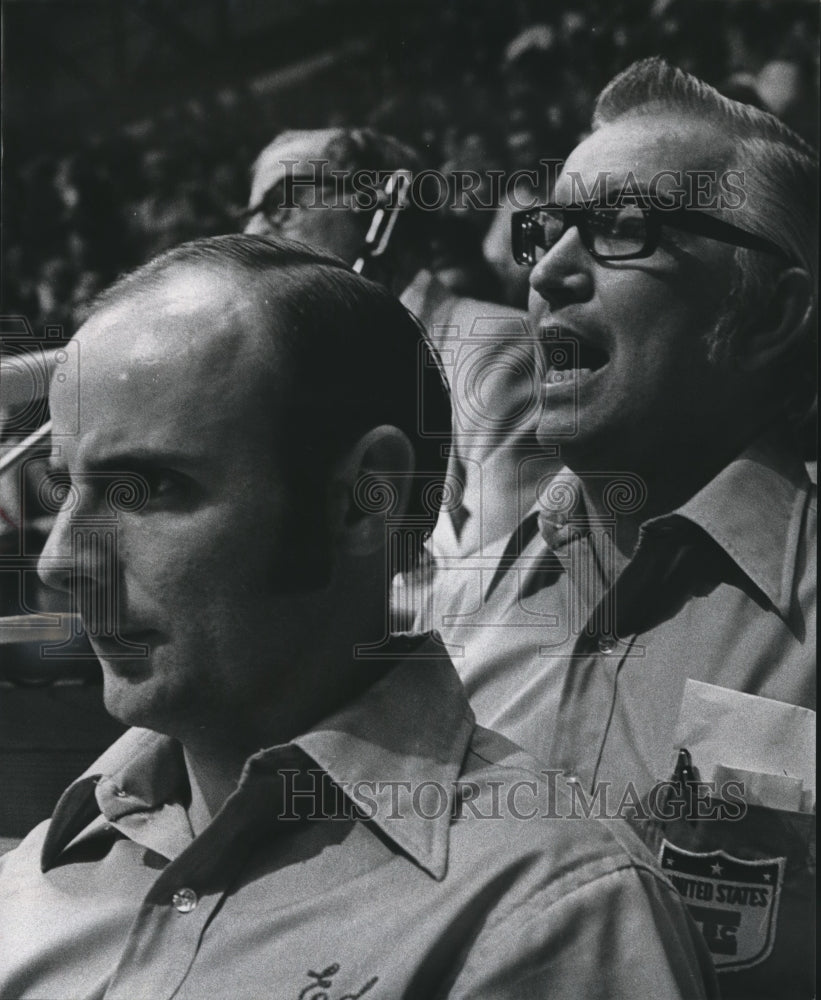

[267,444,335,594]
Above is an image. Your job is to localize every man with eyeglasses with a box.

[430,58,816,999]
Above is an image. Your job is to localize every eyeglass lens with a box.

[530,205,648,259]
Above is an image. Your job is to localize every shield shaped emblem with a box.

[659,839,785,971]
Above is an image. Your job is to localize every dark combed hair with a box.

[592,57,818,453]
[91,234,453,534]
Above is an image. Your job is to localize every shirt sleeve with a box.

[445,863,719,1000]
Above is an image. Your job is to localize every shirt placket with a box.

[552,523,693,790]
[103,877,224,1000]
[102,748,305,1000]
[540,522,623,784]
[540,512,621,643]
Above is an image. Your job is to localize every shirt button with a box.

[597,636,616,654]
[172,888,198,913]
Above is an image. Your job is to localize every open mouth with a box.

[545,338,609,383]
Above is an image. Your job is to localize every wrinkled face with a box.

[38,266,327,742]
[528,115,741,467]
[244,138,368,263]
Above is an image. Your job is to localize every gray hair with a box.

[593,58,817,449]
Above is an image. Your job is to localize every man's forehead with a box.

[251,128,347,200]
[51,266,283,460]
[74,265,272,381]
[558,114,734,194]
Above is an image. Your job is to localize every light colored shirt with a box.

[400,270,558,558]
[427,432,816,998]
[430,432,815,788]
[0,637,715,1000]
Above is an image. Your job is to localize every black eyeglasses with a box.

[511,201,790,265]
[239,177,340,228]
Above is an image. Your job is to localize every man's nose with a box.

[38,500,124,636]
[37,495,116,594]
[37,503,75,594]
[528,227,593,310]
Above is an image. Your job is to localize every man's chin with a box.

[101,671,167,729]
[535,416,584,451]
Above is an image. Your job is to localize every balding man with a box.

[244,127,554,566]
[0,235,715,999]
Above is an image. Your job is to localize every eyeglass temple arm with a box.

[657,207,789,259]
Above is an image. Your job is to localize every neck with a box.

[568,425,758,558]
[183,742,248,831]
[181,664,392,830]
[177,553,393,824]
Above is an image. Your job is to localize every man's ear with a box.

[739,266,815,372]
[328,425,415,556]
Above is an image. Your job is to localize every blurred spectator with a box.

[2,0,818,325]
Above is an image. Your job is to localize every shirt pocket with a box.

[640,769,815,1000]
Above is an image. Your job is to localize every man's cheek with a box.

[270,518,332,592]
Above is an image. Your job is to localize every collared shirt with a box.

[426,434,815,997]
[429,433,815,791]
[400,270,558,559]
[0,636,715,1000]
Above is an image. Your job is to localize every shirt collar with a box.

[668,432,812,620]
[41,635,471,881]
[40,729,188,871]
[492,431,812,620]
[293,635,473,879]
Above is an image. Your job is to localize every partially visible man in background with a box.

[244,128,555,573]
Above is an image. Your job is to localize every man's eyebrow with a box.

[596,184,653,205]
[88,450,207,472]
[563,174,655,204]
[257,175,315,201]
[49,449,207,474]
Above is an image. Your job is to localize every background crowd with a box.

[2,0,819,342]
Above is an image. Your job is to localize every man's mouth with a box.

[543,335,609,385]
[87,627,156,660]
